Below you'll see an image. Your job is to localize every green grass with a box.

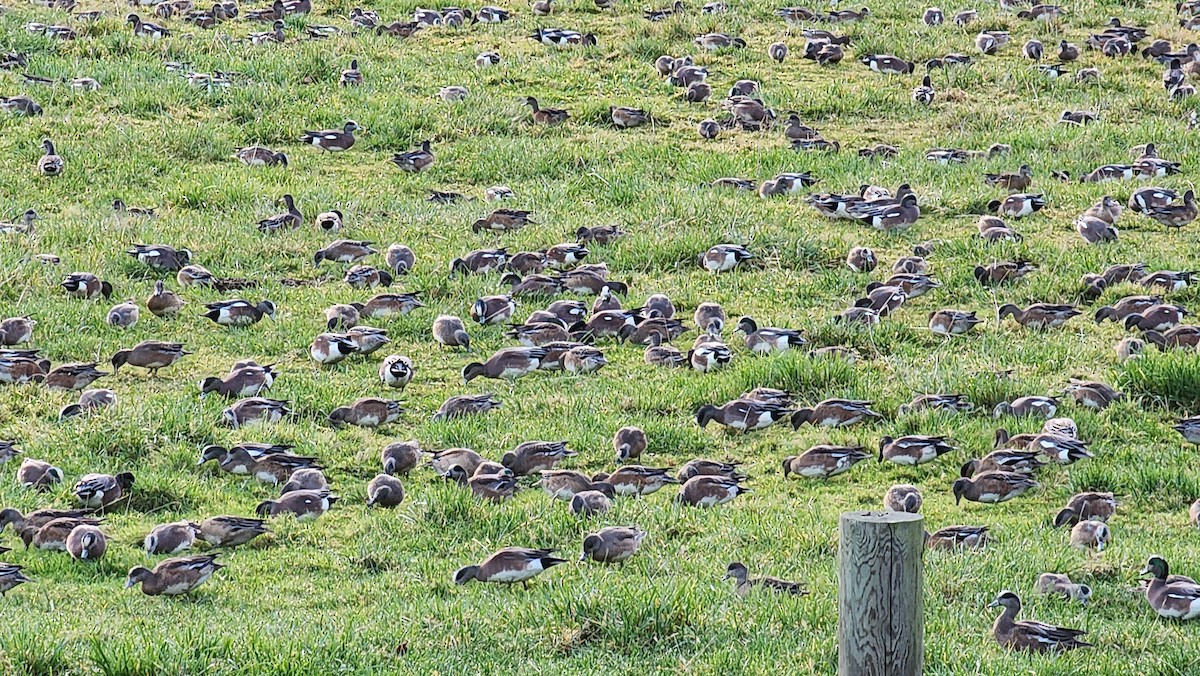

[2,0,1200,672]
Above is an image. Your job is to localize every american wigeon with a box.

[61,272,113,300]
[723,562,807,596]
[782,445,871,479]
[697,399,793,432]
[581,527,645,562]
[998,304,1080,329]
[328,398,402,427]
[65,524,106,560]
[860,54,914,74]
[1053,492,1117,527]
[432,393,501,421]
[677,475,749,507]
[926,525,988,550]
[1141,556,1200,619]
[366,474,405,507]
[884,484,922,512]
[454,547,566,586]
[15,460,64,489]
[990,591,1091,652]
[256,489,337,520]
[502,441,575,475]
[73,472,134,509]
[878,435,956,465]
[234,146,288,167]
[992,396,1059,419]
[591,466,678,496]
[1035,573,1091,605]
[791,399,882,428]
[144,521,200,555]
[301,121,359,151]
[126,555,222,596]
[952,471,1037,504]
[1069,520,1110,551]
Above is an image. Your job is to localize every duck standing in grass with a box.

[126,555,222,596]
[454,548,567,586]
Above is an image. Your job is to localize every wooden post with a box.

[838,511,924,676]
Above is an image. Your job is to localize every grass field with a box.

[2,0,1200,672]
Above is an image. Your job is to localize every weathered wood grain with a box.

[838,511,924,676]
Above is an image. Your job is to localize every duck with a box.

[1069,520,1110,551]
[860,54,915,74]
[0,209,38,236]
[846,247,878,272]
[203,299,275,327]
[309,333,358,364]
[912,75,935,104]
[339,59,362,86]
[59,389,117,420]
[524,96,568,124]
[126,244,190,271]
[373,354,413,390]
[925,525,988,550]
[432,315,471,351]
[392,140,435,172]
[61,272,113,300]
[361,293,423,319]
[929,310,983,336]
[723,562,807,596]
[256,194,302,233]
[1025,434,1092,465]
[366,474,405,507]
[145,280,185,318]
[198,516,269,547]
[66,524,106,560]
[540,470,606,500]
[611,426,649,463]
[301,121,359,151]
[328,398,403,427]
[1141,556,1200,619]
[678,475,749,507]
[127,13,170,38]
[581,527,645,563]
[461,347,545,383]
[782,445,871,479]
[694,33,746,50]
[884,484,922,512]
[644,334,686,367]
[313,240,375,266]
[878,435,956,465]
[610,106,650,129]
[1023,39,1044,60]
[791,399,882,428]
[256,489,337,520]
[126,555,223,596]
[697,244,753,272]
[110,340,189,376]
[898,394,973,415]
[922,6,943,24]
[105,301,139,329]
[432,393,502,421]
[1147,190,1198,229]
[1095,295,1161,323]
[1063,379,1124,409]
[472,208,535,233]
[343,265,393,289]
[200,364,275,398]
[234,146,288,167]
[993,396,1059,418]
[734,317,805,353]
[989,591,1091,652]
[1035,573,1091,605]
[952,471,1037,504]
[15,460,64,489]
[990,193,1046,218]
[73,471,135,509]
[1075,215,1118,244]
[528,28,596,47]
[984,165,1033,191]
[221,397,291,428]
[696,399,793,432]
[144,521,200,555]
[502,441,575,476]
[998,304,1080,329]
[1129,187,1178,213]
[0,565,32,596]
[852,194,920,231]
[563,346,607,373]
[454,548,567,586]
[570,490,612,516]
[591,466,678,496]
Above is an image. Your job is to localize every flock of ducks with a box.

[2,0,1200,657]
